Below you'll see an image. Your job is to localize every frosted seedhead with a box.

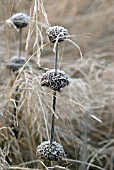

[6,13,29,29]
[46,26,68,43]
[41,69,70,91]
[7,56,28,72]
[37,141,65,161]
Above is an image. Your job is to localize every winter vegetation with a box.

[0,0,114,170]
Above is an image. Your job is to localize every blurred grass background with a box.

[0,0,114,170]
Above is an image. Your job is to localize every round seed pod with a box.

[37,141,65,161]
[6,13,29,29]
[41,69,69,91]
[7,56,27,72]
[46,26,68,43]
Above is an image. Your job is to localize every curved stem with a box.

[18,27,22,60]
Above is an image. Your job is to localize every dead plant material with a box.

[41,69,69,92]
[0,0,114,170]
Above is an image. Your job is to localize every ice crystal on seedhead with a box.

[6,13,29,29]
[41,69,69,91]
[46,26,68,43]
[37,141,65,161]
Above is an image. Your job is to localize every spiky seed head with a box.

[46,26,68,43]
[6,13,29,29]
[41,69,69,91]
[37,141,65,161]
[7,56,27,72]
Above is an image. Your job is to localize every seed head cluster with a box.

[37,25,70,163]
[41,69,69,91]
[37,141,65,161]
[46,26,68,43]
[7,13,29,29]
[7,56,26,72]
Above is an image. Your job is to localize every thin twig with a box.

[65,38,83,61]
[9,167,37,170]
[87,139,114,170]
[63,158,105,170]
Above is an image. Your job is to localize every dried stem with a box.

[50,43,58,145]
[11,86,19,138]
[54,42,58,75]
[50,91,56,145]
[18,27,22,60]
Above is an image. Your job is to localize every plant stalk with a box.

[54,42,58,76]
[50,43,58,145]
[18,27,22,60]
[50,91,56,145]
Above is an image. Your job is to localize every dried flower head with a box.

[41,69,69,91]
[7,56,28,72]
[46,26,68,43]
[37,141,65,161]
[6,13,29,29]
